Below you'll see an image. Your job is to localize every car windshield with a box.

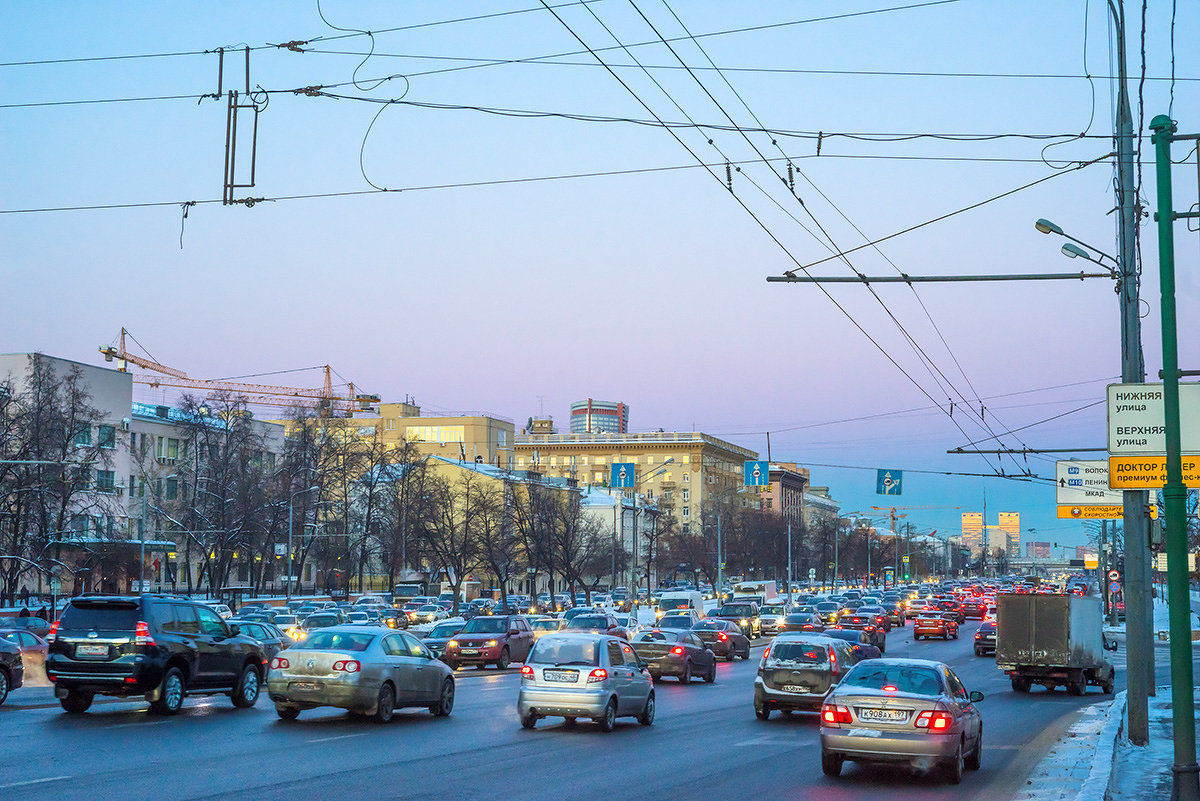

[418,605,441,612]
[719,604,753,616]
[528,638,599,666]
[428,623,462,638]
[567,616,607,629]
[761,605,787,615]
[769,642,827,664]
[660,598,691,610]
[823,630,861,643]
[60,603,139,630]
[532,619,562,631]
[634,630,676,642]
[460,617,508,634]
[292,631,376,652]
[842,664,943,696]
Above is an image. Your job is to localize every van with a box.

[657,590,705,620]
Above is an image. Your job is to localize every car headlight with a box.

[448,640,458,648]
[486,640,497,647]
[740,619,748,626]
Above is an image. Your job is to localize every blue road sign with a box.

[876,469,903,495]
[744,460,769,487]
[610,463,636,488]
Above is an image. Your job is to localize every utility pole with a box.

[890,507,898,589]
[981,489,988,579]
[1112,0,1152,747]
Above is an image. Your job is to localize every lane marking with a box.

[307,733,369,744]
[103,719,169,729]
[0,776,72,790]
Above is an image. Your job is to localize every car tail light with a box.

[761,646,770,662]
[332,660,361,673]
[882,684,898,692]
[520,665,534,679]
[270,656,290,670]
[587,669,607,683]
[914,710,954,731]
[670,646,684,655]
[717,632,728,641]
[821,704,852,724]
[135,621,155,646]
[48,620,59,643]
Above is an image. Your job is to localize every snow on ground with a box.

[1104,594,1186,636]
[1009,697,1118,801]
[1109,686,1193,801]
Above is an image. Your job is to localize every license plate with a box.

[76,644,108,657]
[859,708,909,722]
[782,684,811,693]
[461,649,479,655]
[291,681,321,693]
[543,670,577,682]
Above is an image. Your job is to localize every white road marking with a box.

[103,719,169,729]
[0,776,72,789]
[307,732,369,743]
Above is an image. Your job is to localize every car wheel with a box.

[373,683,395,724]
[61,689,93,714]
[742,643,752,660]
[704,660,716,684]
[597,698,617,732]
[496,647,510,670]
[945,741,964,784]
[725,648,737,662]
[431,678,454,717]
[755,702,771,720]
[966,729,982,771]
[914,634,921,641]
[520,710,538,729]
[680,661,691,684]
[150,668,186,715]
[821,750,843,777]
[276,705,300,720]
[231,664,260,708]
[638,691,655,726]
[974,648,983,657]
[0,669,8,706]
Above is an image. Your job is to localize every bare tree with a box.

[414,471,481,614]
[471,478,519,610]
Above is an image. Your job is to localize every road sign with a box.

[274,543,287,557]
[1057,504,1158,519]
[744,460,769,487]
[902,555,910,563]
[876,469,902,495]
[808,568,816,580]
[1108,570,1120,580]
[1084,555,1099,569]
[49,579,61,594]
[1109,581,1122,595]
[1106,382,1200,454]
[1055,460,1123,505]
[1155,552,1197,571]
[828,562,835,569]
[610,463,636,488]
[1107,455,1200,489]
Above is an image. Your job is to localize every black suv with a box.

[47,595,267,715]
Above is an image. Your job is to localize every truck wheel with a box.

[1011,677,1030,693]
[1067,679,1085,696]
[1102,678,1115,694]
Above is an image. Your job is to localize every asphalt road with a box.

[0,621,1185,801]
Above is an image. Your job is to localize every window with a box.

[606,640,625,666]
[96,470,116,493]
[400,632,427,657]
[73,426,91,447]
[384,418,397,431]
[195,606,227,637]
[98,425,116,449]
[75,466,92,489]
[682,489,689,502]
[405,425,464,443]
[173,604,200,635]
[381,634,406,656]
[683,472,690,482]
[682,507,689,518]
[497,429,507,447]
[156,436,179,462]
[165,477,178,501]
[264,452,275,472]
[682,523,690,534]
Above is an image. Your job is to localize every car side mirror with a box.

[969,691,985,702]
[227,624,240,636]
[509,629,520,636]
[1104,638,1119,651]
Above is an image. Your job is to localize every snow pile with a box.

[1010,693,1124,801]
[1109,685,1194,801]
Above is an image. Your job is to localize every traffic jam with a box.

[0,575,1114,786]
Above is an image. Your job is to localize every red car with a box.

[913,612,959,641]
[442,615,535,670]
[960,599,987,619]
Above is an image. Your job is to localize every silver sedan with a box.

[267,626,455,723]
[819,657,984,784]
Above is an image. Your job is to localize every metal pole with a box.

[787,520,792,596]
[1150,113,1200,801]
[833,521,838,591]
[140,484,147,593]
[286,499,293,603]
[716,507,723,590]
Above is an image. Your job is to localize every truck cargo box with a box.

[996,593,1105,670]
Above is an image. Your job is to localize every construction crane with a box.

[99,328,379,416]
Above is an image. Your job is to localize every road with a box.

[0,620,1186,801]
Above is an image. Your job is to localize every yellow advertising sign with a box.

[1057,504,1158,519]
[1107,456,1200,489]
[1084,555,1099,569]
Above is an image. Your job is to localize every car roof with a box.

[854,656,947,670]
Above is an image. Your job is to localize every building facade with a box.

[569,399,629,434]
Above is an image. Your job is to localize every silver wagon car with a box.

[819,658,983,784]
[517,633,654,732]
[267,626,455,723]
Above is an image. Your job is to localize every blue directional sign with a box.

[744,460,769,487]
[610,463,636,488]
[876,469,903,495]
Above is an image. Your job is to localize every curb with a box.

[1075,690,1127,801]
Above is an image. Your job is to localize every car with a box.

[821,628,883,662]
[46,594,266,715]
[629,629,716,683]
[973,620,997,656]
[232,621,289,662]
[711,602,761,638]
[517,633,654,731]
[302,611,346,633]
[272,614,304,642]
[656,612,702,631]
[814,601,842,625]
[564,613,628,640]
[758,603,795,638]
[419,620,464,661]
[961,599,988,620]
[913,611,960,641]
[410,604,449,624]
[779,613,825,633]
[819,658,984,784]
[443,615,535,670]
[561,606,599,623]
[346,611,372,626]
[0,633,25,705]
[934,599,966,624]
[882,601,906,627]
[530,618,567,640]
[755,634,853,718]
[690,619,751,661]
[613,614,642,640]
[835,613,887,652]
[0,616,52,638]
[268,626,455,722]
[0,628,49,667]
[208,603,234,620]
[854,604,893,633]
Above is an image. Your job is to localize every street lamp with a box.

[1035,218,1119,277]
[287,485,319,602]
[629,457,674,593]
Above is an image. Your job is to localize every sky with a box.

[3,1,1198,552]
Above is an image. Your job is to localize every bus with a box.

[392,581,429,602]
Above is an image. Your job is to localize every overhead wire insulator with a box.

[725,161,732,192]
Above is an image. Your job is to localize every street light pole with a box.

[287,486,319,602]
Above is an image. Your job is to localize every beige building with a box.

[514,431,759,533]
[274,401,516,469]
